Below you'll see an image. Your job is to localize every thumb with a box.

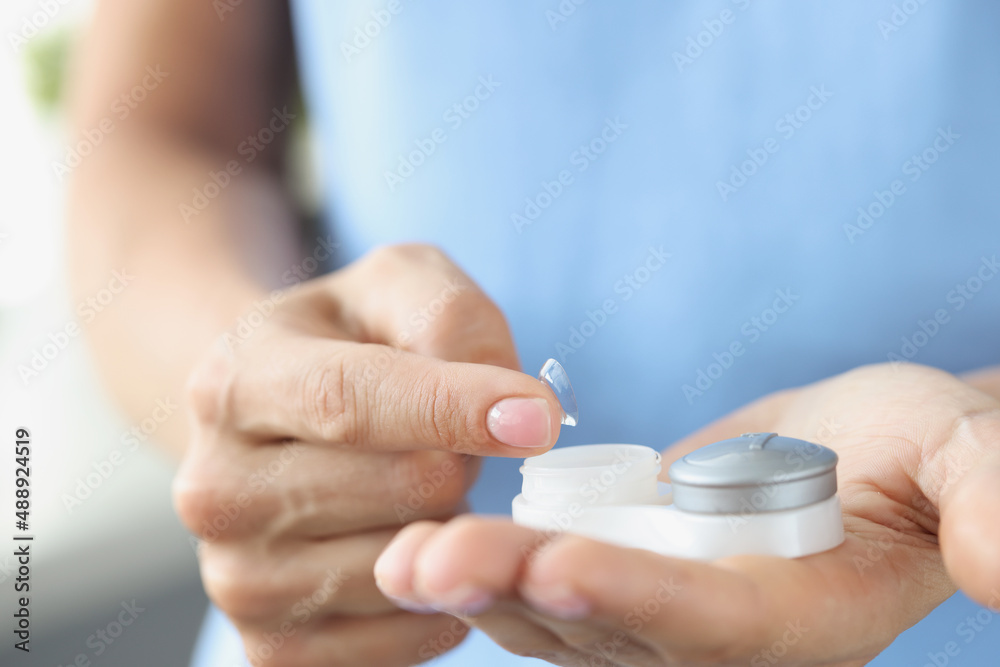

[935,410,1000,610]
[330,243,522,370]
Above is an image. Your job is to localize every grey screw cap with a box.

[668,433,838,514]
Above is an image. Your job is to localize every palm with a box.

[376,364,1000,666]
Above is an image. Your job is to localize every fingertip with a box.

[487,397,554,450]
[397,357,561,457]
[517,534,611,620]
[411,517,535,615]
[374,521,441,599]
[941,459,1000,608]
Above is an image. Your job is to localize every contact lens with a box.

[537,358,578,427]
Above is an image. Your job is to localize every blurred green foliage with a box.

[24,27,73,115]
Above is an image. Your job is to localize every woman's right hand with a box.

[173,244,563,666]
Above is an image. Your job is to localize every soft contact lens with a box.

[537,358,579,427]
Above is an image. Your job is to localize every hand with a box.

[374,363,1000,666]
[172,244,564,666]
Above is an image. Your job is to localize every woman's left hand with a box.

[375,363,1000,666]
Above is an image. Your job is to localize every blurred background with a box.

[0,1,208,664]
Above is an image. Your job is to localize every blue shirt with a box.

[195,1,1000,665]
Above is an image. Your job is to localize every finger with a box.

[377,518,687,664]
[212,335,562,454]
[237,610,469,667]
[520,532,915,664]
[200,529,402,626]
[375,520,595,665]
[374,521,443,610]
[379,516,908,664]
[448,604,593,667]
[937,419,1000,608]
[175,442,477,539]
[376,517,524,615]
[327,243,522,370]
[880,366,1000,607]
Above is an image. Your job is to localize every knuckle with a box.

[412,369,462,449]
[362,243,459,287]
[185,343,238,427]
[390,451,470,516]
[201,549,287,624]
[416,294,481,340]
[173,460,223,537]
[372,242,449,267]
[299,354,358,444]
[413,291,519,369]
[439,515,493,544]
[172,455,258,541]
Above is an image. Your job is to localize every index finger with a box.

[213,335,562,455]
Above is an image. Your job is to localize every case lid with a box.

[668,433,838,513]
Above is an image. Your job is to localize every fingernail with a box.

[520,584,591,620]
[488,397,552,449]
[425,585,495,616]
[384,594,439,615]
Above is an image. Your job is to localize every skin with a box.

[376,364,1000,665]
[70,6,562,664]
[67,0,1000,665]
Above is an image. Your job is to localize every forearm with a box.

[66,0,297,457]
[68,129,299,457]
